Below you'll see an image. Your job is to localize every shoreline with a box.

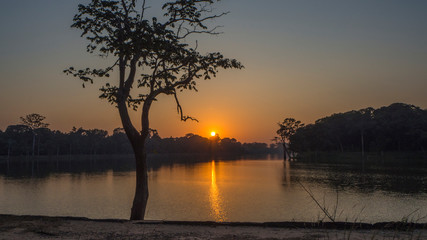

[1,214,426,240]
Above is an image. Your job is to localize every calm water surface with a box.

[0,155,426,222]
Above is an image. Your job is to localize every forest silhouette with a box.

[288,103,427,154]
[0,124,276,157]
[1,103,425,159]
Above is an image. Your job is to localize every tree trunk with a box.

[37,137,40,156]
[32,133,36,157]
[282,143,290,160]
[56,146,59,169]
[337,137,343,152]
[130,146,149,220]
[117,55,152,220]
[31,133,35,176]
[128,99,151,220]
[118,92,152,220]
[361,129,365,157]
[6,144,10,171]
[7,141,11,159]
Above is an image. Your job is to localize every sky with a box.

[1,0,426,143]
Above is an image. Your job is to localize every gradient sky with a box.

[1,0,426,143]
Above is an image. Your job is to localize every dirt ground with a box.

[0,214,426,240]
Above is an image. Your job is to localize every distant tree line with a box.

[0,118,278,157]
[286,103,427,154]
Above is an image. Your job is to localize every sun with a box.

[210,131,216,137]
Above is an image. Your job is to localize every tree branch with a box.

[173,91,198,122]
[124,54,140,91]
[178,26,223,39]
[140,0,147,21]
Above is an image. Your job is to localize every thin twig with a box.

[297,180,336,223]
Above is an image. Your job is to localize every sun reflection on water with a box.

[209,160,226,222]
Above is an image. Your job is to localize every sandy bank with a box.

[0,214,426,239]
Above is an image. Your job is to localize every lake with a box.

[0,154,426,223]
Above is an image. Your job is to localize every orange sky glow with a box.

[1,1,427,143]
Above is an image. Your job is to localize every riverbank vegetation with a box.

[0,122,277,158]
[281,103,427,162]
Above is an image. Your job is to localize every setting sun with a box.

[210,131,216,137]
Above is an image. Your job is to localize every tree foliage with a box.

[289,103,427,153]
[20,113,49,130]
[64,0,243,123]
[275,118,304,159]
[276,118,304,144]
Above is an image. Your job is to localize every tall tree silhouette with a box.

[20,113,49,157]
[276,118,304,160]
[65,0,243,220]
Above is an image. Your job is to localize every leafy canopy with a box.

[65,0,243,121]
[20,114,49,130]
[276,118,304,143]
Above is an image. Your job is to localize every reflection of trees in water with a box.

[285,162,427,194]
[0,155,135,179]
[0,153,276,179]
[282,160,291,188]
